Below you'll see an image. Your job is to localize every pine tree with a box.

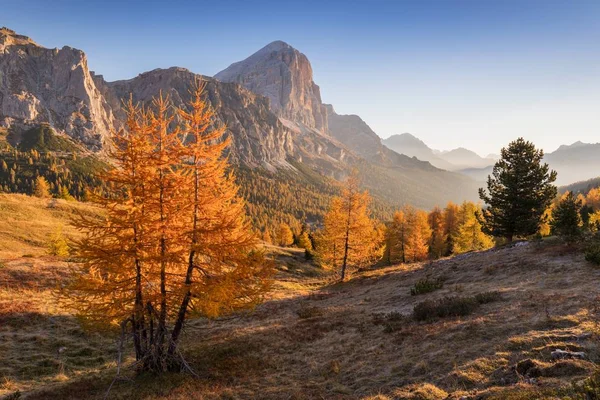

[453,202,493,253]
[319,174,380,281]
[551,191,583,241]
[63,85,272,372]
[479,138,557,242]
[33,176,51,198]
[589,211,600,232]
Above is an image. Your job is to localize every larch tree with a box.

[453,201,493,254]
[319,174,380,281]
[278,223,294,247]
[404,208,431,263]
[33,176,51,198]
[586,188,600,211]
[428,207,445,259]
[63,83,272,373]
[479,138,557,242]
[443,202,460,256]
[387,206,430,263]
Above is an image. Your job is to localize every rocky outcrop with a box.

[97,67,297,169]
[215,41,328,133]
[0,27,115,150]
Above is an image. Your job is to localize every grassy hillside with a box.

[0,194,102,259]
[2,193,600,399]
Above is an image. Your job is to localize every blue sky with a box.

[3,0,599,155]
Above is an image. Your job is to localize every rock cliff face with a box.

[0,28,481,209]
[0,27,115,150]
[215,41,328,133]
[95,67,296,169]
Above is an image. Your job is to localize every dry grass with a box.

[0,193,102,259]
[2,194,600,399]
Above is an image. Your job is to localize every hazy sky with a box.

[3,0,599,155]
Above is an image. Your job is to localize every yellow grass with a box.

[1,194,600,399]
[0,193,102,259]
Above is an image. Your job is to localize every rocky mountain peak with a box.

[0,27,116,150]
[215,41,328,132]
[0,27,40,52]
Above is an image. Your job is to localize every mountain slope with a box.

[1,29,480,216]
[383,133,455,170]
[214,41,480,208]
[438,147,495,170]
[8,232,599,399]
[545,141,600,185]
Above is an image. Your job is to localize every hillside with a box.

[2,194,600,399]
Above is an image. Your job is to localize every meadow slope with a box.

[1,194,599,399]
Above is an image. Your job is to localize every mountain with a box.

[382,133,455,170]
[214,41,481,208]
[383,134,497,172]
[545,141,600,185]
[0,29,481,222]
[215,41,328,132]
[438,147,495,170]
[0,27,115,151]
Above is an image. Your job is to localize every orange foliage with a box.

[62,82,272,372]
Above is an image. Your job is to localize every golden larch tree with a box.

[33,176,51,198]
[428,207,445,259]
[404,208,431,263]
[443,202,460,255]
[63,83,272,372]
[278,223,294,247]
[319,174,380,281]
[453,201,493,254]
[586,188,600,211]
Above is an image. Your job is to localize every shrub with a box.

[413,296,478,321]
[410,277,443,296]
[413,292,501,321]
[48,227,69,257]
[372,311,407,333]
[585,240,600,266]
[297,306,323,319]
[475,291,502,304]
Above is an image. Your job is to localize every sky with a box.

[2,0,599,155]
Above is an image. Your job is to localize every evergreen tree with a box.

[479,138,557,242]
[551,191,583,241]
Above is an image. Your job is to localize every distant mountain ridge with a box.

[0,28,481,214]
[382,133,495,171]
